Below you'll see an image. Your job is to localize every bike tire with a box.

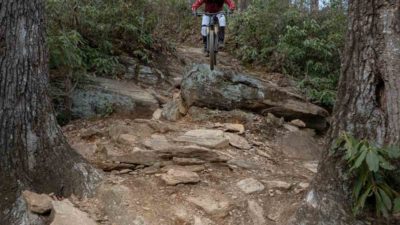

[209,30,215,71]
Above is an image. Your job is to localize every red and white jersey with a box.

[192,0,236,13]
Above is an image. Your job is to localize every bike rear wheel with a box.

[209,29,216,71]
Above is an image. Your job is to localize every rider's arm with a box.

[192,0,204,11]
[224,0,236,10]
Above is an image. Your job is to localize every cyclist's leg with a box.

[217,14,226,46]
[201,15,210,54]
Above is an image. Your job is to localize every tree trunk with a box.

[288,0,400,224]
[311,0,319,13]
[0,1,102,224]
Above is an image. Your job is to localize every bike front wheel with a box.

[209,29,216,71]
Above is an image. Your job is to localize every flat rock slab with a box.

[224,133,251,150]
[186,193,232,218]
[50,199,97,225]
[247,200,266,225]
[22,190,52,214]
[161,168,200,185]
[110,150,162,166]
[156,145,228,162]
[143,134,173,151]
[175,129,229,149]
[161,165,206,173]
[237,178,265,194]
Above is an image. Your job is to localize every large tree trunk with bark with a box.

[288,0,400,224]
[0,1,102,224]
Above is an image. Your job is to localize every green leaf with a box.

[378,156,395,170]
[375,190,389,217]
[351,148,368,170]
[394,198,400,213]
[387,145,400,159]
[366,151,380,172]
[378,188,392,211]
[353,178,363,200]
[353,185,372,215]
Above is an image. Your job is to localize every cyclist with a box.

[192,0,236,55]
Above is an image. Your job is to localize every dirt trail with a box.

[61,46,325,225]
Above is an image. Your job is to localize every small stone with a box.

[152,108,163,120]
[224,133,251,150]
[215,123,245,134]
[290,119,306,128]
[237,178,265,194]
[194,216,213,225]
[227,159,258,170]
[264,180,292,190]
[161,168,200,185]
[247,200,266,225]
[256,149,272,159]
[116,169,132,175]
[22,190,52,214]
[283,124,300,132]
[303,161,319,173]
[117,134,136,145]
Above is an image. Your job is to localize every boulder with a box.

[181,64,328,130]
[50,199,97,225]
[71,77,158,119]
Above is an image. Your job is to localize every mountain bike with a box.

[195,11,231,71]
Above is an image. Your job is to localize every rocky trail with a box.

[25,47,328,225]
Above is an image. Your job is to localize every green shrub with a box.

[229,1,347,107]
[335,133,400,217]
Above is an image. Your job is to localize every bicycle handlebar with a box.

[193,11,233,17]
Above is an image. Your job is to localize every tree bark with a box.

[311,0,319,13]
[288,0,400,224]
[0,1,102,224]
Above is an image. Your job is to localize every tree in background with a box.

[289,0,400,224]
[0,1,101,224]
